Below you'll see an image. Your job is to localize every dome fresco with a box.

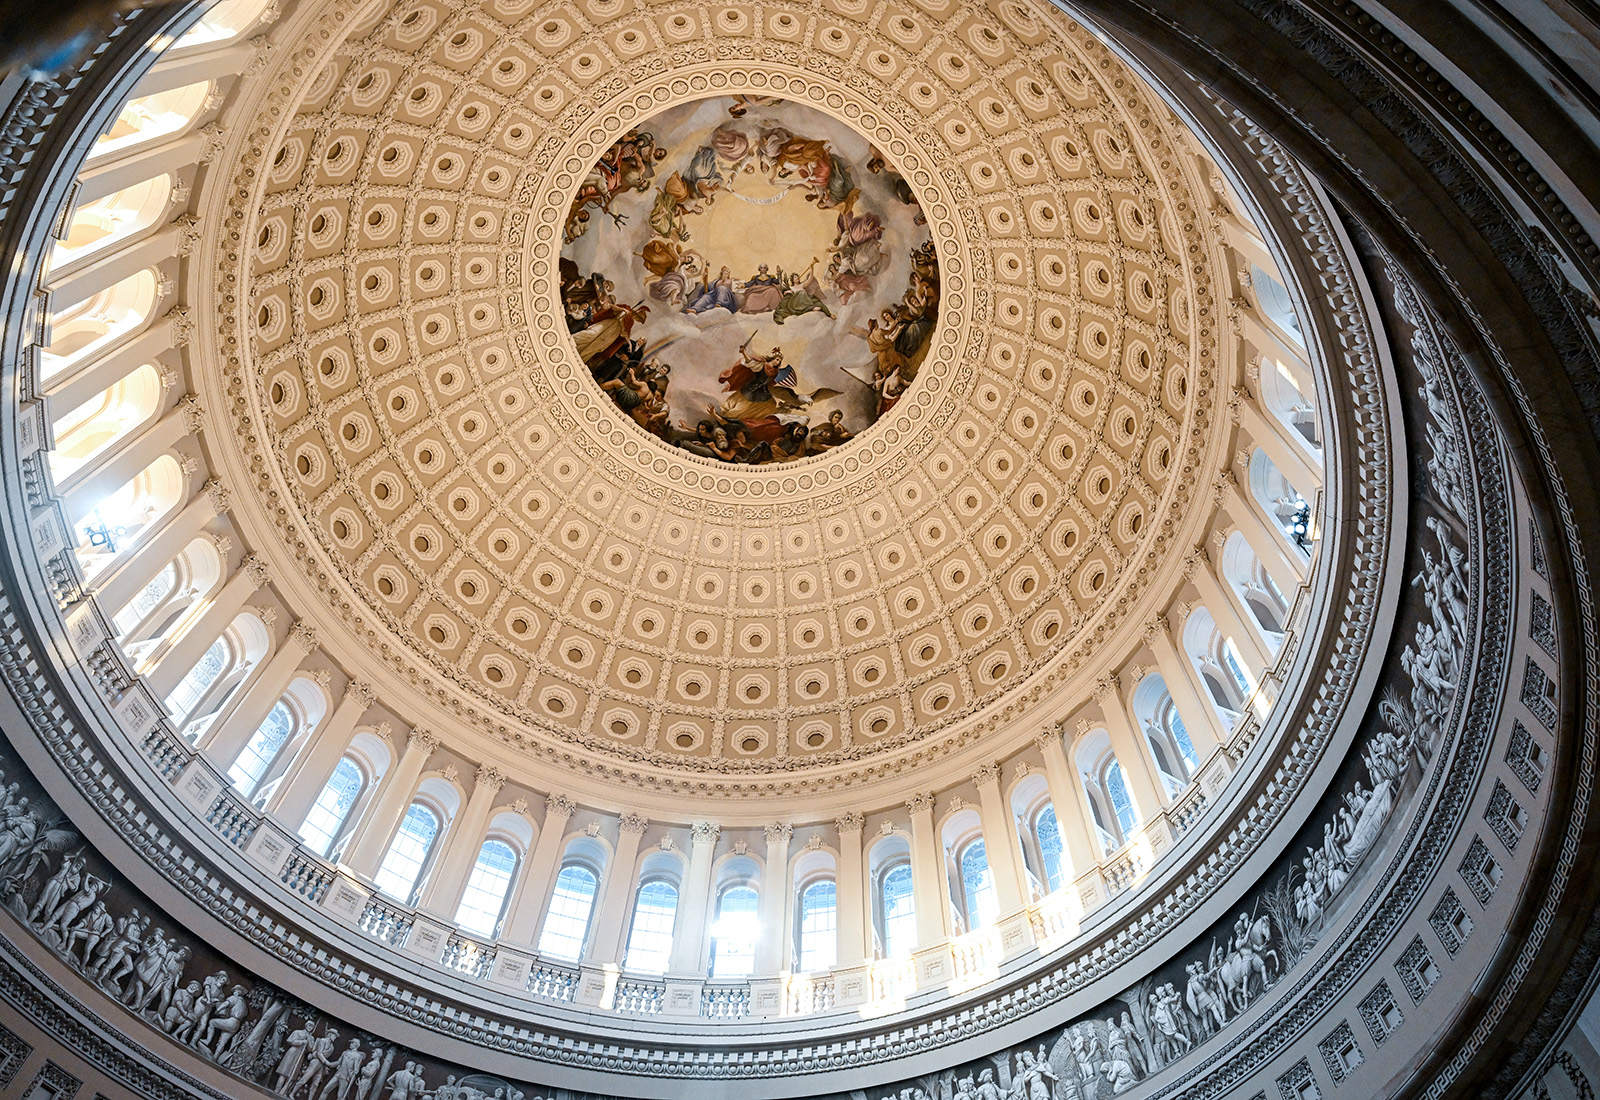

[0,1,1596,1100]
[560,94,940,461]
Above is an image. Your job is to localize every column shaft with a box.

[1223,475,1306,592]
[907,796,948,946]
[196,624,312,760]
[501,798,574,947]
[341,731,436,880]
[587,817,646,965]
[264,683,373,825]
[834,816,867,966]
[140,561,261,696]
[972,766,1026,913]
[1034,730,1101,877]
[1189,553,1274,671]
[420,767,505,919]
[92,483,220,619]
[1096,682,1167,823]
[1146,617,1226,751]
[756,825,792,973]
[60,403,191,523]
[667,824,718,975]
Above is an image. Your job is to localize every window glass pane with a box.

[455,840,518,937]
[538,864,598,961]
[227,701,293,795]
[372,803,438,901]
[711,884,758,979]
[1035,807,1065,892]
[114,564,173,634]
[1107,761,1138,837]
[1167,704,1199,771]
[881,864,916,958]
[1223,641,1253,698]
[165,637,227,719]
[960,840,997,929]
[297,757,363,857]
[624,880,678,974]
[798,880,837,972]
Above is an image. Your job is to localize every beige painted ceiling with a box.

[207,0,1232,801]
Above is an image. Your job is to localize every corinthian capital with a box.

[242,554,271,587]
[546,793,576,819]
[619,812,648,835]
[1093,674,1122,702]
[764,822,793,846]
[406,727,438,756]
[475,764,505,793]
[690,821,721,845]
[177,392,205,433]
[835,811,865,834]
[346,679,376,709]
[1033,724,1064,752]
[905,791,935,815]
[971,762,1001,788]
[288,620,317,651]
[203,477,231,512]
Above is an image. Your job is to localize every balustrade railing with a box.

[701,984,750,1019]
[358,896,414,945]
[527,961,579,1003]
[785,973,835,1015]
[442,935,496,980]
[614,977,666,1015]
[64,578,1244,1024]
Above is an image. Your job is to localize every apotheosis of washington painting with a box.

[560,95,940,465]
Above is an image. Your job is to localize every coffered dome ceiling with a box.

[213,0,1229,798]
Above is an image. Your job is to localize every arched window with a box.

[1223,640,1254,699]
[624,880,678,974]
[164,638,228,720]
[959,840,997,930]
[539,864,598,961]
[227,700,293,795]
[1106,760,1138,838]
[710,884,759,979]
[1166,703,1199,773]
[113,564,175,636]
[879,863,916,958]
[297,757,364,857]
[1034,806,1065,893]
[797,880,837,972]
[372,803,439,902]
[455,839,518,938]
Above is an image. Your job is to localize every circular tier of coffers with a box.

[224,0,1225,786]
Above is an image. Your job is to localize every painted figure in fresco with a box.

[318,1038,367,1100]
[274,1020,315,1095]
[295,1028,341,1099]
[686,265,738,314]
[739,264,785,314]
[772,259,834,324]
[385,1059,424,1100]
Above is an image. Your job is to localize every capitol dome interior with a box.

[0,0,1597,1099]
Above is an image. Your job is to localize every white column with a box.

[45,222,182,313]
[76,130,209,204]
[1145,615,1225,751]
[1033,726,1101,881]
[265,679,374,825]
[502,794,575,946]
[92,478,225,617]
[133,39,255,95]
[45,319,178,416]
[667,822,719,975]
[1094,676,1167,823]
[420,764,506,919]
[971,764,1026,914]
[906,793,949,945]
[1236,303,1314,395]
[1187,549,1274,671]
[1222,473,1306,592]
[834,812,867,966]
[756,823,793,973]
[1238,396,1322,496]
[341,728,438,880]
[140,553,267,695]
[59,397,198,522]
[587,813,647,965]
[197,620,315,759]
